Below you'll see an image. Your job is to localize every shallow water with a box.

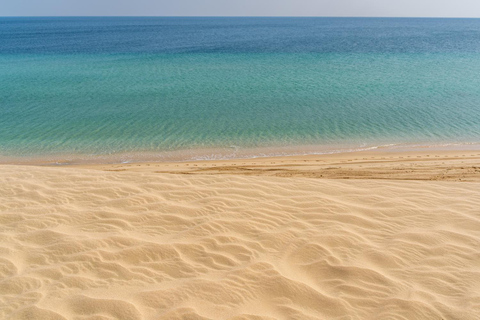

[1,17,480,161]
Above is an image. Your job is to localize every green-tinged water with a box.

[1,18,480,162]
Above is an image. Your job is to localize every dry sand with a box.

[1,150,480,319]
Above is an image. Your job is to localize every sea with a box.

[1,17,480,163]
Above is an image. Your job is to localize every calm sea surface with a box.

[1,17,480,162]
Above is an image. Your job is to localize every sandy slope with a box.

[1,150,480,319]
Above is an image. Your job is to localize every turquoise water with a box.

[1,18,480,162]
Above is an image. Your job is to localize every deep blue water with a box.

[1,17,480,162]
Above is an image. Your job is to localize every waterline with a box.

[3,141,480,166]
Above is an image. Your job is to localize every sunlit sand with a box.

[1,149,479,319]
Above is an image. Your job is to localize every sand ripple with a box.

[1,165,479,319]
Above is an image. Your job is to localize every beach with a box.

[1,149,479,319]
[2,16,480,320]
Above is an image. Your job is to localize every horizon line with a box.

[1,15,480,19]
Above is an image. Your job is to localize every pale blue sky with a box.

[2,0,480,17]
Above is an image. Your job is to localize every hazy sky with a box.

[2,0,480,17]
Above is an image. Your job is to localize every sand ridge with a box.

[1,150,480,319]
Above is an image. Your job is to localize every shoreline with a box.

[2,144,480,182]
[72,148,480,182]
[2,141,480,167]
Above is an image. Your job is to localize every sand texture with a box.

[1,150,480,319]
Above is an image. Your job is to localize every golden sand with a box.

[1,150,479,319]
